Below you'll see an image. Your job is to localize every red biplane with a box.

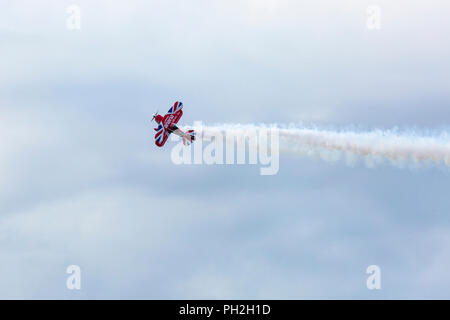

[152,101,195,147]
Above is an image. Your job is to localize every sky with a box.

[1,0,450,299]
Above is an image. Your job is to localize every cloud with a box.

[2,0,450,299]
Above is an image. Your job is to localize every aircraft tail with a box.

[183,130,196,146]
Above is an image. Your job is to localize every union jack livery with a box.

[167,101,183,115]
[152,101,196,147]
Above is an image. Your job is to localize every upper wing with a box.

[167,101,183,114]
[163,101,183,128]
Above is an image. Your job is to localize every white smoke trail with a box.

[192,123,450,168]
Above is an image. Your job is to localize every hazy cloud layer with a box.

[1,0,450,299]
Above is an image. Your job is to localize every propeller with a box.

[151,110,159,123]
